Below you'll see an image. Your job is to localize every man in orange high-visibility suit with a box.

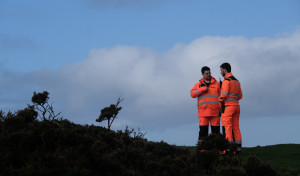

[219,62,243,153]
[190,66,221,145]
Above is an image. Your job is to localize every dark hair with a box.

[201,66,210,74]
[220,62,231,72]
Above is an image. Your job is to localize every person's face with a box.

[202,70,211,80]
[220,67,226,77]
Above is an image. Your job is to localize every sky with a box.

[1,0,300,147]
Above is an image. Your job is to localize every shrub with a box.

[244,156,278,176]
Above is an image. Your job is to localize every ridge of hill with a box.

[0,117,190,176]
[1,91,298,175]
[0,113,288,176]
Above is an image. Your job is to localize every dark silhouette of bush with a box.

[0,115,281,176]
[96,97,123,130]
[16,105,38,123]
[0,91,281,176]
[244,156,278,176]
[198,133,229,151]
[32,91,49,105]
[31,91,61,121]
[213,155,246,176]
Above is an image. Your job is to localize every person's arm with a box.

[238,83,243,100]
[190,83,207,98]
[216,82,221,96]
[219,80,229,102]
[216,81,224,114]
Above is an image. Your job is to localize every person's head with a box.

[201,66,211,80]
[220,62,231,77]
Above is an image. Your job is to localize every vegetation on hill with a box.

[240,144,300,176]
[0,91,292,176]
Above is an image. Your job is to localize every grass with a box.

[183,144,300,175]
[240,144,300,174]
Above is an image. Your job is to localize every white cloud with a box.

[1,30,300,131]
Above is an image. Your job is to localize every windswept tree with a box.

[96,97,123,130]
[31,91,61,121]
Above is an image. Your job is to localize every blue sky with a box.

[2,0,299,71]
[1,0,300,147]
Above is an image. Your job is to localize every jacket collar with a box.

[200,76,216,84]
[224,72,233,79]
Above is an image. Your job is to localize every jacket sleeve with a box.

[190,83,207,98]
[219,80,229,102]
[216,82,222,107]
[238,84,243,100]
[216,82,221,95]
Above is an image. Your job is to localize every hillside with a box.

[0,112,286,176]
[0,90,294,175]
[0,116,191,176]
[241,144,300,175]
[184,144,300,175]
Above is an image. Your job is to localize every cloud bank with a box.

[1,30,300,131]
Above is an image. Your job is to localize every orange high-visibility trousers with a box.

[199,116,220,126]
[198,116,220,140]
[221,105,242,144]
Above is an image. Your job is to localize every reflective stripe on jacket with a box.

[190,76,220,117]
[219,72,242,106]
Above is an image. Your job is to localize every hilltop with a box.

[0,116,190,176]
[0,113,287,176]
[0,91,297,175]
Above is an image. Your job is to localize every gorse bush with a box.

[198,133,229,151]
[96,97,123,130]
[0,91,280,176]
[31,91,62,121]
[0,115,191,176]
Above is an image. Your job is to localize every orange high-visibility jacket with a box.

[190,76,221,117]
[219,72,242,106]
